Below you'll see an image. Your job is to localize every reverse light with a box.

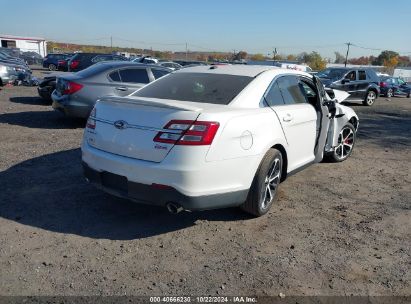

[154,120,219,145]
[86,107,96,129]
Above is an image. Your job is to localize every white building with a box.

[394,67,411,82]
[0,34,47,57]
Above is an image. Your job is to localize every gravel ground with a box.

[0,74,410,297]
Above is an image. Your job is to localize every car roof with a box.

[91,61,172,70]
[176,65,280,77]
[176,64,312,78]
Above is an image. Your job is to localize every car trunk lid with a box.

[86,96,202,163]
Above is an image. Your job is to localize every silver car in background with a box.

[51,62,172,118]
[0,63,18,85]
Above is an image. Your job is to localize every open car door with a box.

[313,75,333,162]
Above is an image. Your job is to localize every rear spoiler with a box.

[98,96,203,112]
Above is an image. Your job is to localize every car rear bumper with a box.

[81,141,258,210]
[82,161,248,211]
[51,91,93,118]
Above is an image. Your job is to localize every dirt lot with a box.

[0,73,410,297]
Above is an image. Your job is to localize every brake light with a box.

[70,60,80,70]
[58,60,66,65]
[154,120,219,145]
[86,107,96,129]
[62,81,83,95]
[380,81,387,87]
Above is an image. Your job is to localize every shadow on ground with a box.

[9,96,50,106]
[0,110,85,129]
[0,149,249,240]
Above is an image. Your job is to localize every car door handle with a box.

[282,114,293,122]
[115,86,128,91]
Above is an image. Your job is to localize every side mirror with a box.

[342,79,350,84]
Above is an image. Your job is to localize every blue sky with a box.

[1,0,410,59]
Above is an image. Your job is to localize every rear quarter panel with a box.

[201,108,288,189]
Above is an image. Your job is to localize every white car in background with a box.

[81,65,358,216]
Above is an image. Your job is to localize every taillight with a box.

[58,60,66,65]
[70,60,79,70]
[380,82,387,87]
[86,107,96,129]
[154,120,219,145]
[62,81,83,95]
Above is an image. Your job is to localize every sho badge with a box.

[114,120,128,129]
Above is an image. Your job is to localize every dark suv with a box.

[317,68,380,106]
[43,53,72,71]
[68,53,127,72]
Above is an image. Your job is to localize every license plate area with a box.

[101,172,128,193]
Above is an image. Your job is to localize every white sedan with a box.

[81,65,358,216]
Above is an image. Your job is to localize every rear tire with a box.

[48,64,56,71]
[241,148,282,217]
[363,90,377,106]
[386,88,393,98]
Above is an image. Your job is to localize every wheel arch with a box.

[367,86,379,95]
[348,116,359,131]
[271,143,288,182]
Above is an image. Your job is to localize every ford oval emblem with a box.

[114,120,127,129]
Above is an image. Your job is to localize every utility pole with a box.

[185,42,188,61]
[110,36,113,52]
[344,42,351,67]
[273,48,277,60]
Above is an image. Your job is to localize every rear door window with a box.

[109,70,121,82]
[276,76,307,104]
[358,70,367,80]
[119,68,150,83]
[264,80,285,106]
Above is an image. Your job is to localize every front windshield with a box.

[317,68,347,80]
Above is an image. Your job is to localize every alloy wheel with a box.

[261,157,281,209]
[387,89,393,98]
[334,126,354,161]
[366,91,376,105]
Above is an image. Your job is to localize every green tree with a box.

[334,51,345,64]
[299,52,327,71]
[372,50,399,65]
[286,54,297,61]
[233,51,248,61]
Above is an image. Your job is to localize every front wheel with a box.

[241,149,282,217]
[328,123,356,162]
[363,90,377,106]
[48,64,56,71]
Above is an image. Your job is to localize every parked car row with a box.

[316,67,410,106]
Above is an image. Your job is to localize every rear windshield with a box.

[132,72,253,104]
